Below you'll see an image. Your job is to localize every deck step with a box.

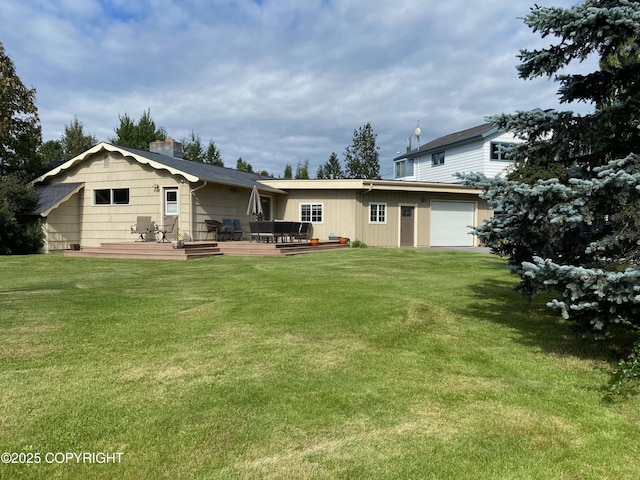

[64,240,348,259]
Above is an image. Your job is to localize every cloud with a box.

[1,0,592,177]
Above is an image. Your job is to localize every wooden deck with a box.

[64,240,349,260]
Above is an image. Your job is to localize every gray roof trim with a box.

[31,182,84,217]
[394,123,499,161]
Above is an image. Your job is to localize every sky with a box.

[1,0,593,178]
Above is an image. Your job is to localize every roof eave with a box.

[33,142,200,184]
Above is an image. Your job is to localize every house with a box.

[259,178,492,248]
[31,140,286,252]
[31,139,492,251]
[393,122,522,183]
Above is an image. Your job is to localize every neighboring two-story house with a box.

[393,122,522,183]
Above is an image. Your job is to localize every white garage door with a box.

[430,201,476,246]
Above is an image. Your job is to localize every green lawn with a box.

[1,249,638,479]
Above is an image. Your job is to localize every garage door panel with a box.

[431,201,475,246]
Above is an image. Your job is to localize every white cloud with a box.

[1,0,593,177]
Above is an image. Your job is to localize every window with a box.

[165,188,178,216]
[94,188,129,205]
[394,159,414,178]
[490,142,514,161]
[432,151,445,167]
[300,203,323,223]
[112,188,130,204]
[369,203,386,224]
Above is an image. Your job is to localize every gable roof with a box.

[33,142,284,194]
[31,182,84,216]
[394,123,498,161]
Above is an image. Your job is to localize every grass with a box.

[0,249,639,479]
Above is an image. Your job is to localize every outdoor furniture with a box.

[158,216,178,243]
[130,216,154,242]
[233,219,244,240]
[205,219,231,241]
[249,221,276,243]
[223,219,242,241]
[274,221,294,243]
[292,222,311,242]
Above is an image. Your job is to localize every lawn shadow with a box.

[456,275,620,363]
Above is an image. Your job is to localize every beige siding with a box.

[49,152,182,246]
[191,185,251,240]
[277,190,358,240]
[43,190,82,252]
[275,189,492,247]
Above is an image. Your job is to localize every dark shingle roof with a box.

[115,144,283,193]
[31,182,84,216]
[394,123,498,160]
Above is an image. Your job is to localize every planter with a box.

[310,238,319,246]
[69,243,80,251]
[339,237,349,245]
[172,240,184,249]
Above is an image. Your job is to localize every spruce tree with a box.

[462,0,640,339]
[344,122,380,179]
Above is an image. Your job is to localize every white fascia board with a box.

[33,142,200,184]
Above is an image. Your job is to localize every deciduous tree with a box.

[295,159,309,179]
[0,42,43,178]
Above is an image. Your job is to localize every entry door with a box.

[400,206,415,247]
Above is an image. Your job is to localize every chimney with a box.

[149,138,183,158]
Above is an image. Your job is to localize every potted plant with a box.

[172,228,184,248]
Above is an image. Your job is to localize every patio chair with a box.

[292,222,311,242]
[205,219,230,241]
[233,219,244,241]
[249,221,260,243]
[130,216,154,242]
[274,221,293,243]
[223,219,242,241]
[158,216,178,243]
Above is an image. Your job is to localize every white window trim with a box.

[299,202,324,224]
[432,151,445,167]
[369,203,387,224]
[165,188,179,216]
[93,188,130,206]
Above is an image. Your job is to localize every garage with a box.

[430,200,476,246]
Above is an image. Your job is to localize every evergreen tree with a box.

[321,152,344,179]
[0,42,43,178]
[182,131,224,166]
[461,0,640,339]
[111,109,167,150]
[236,157,253,173]
[316,165,325,179]
[181,131,204,162]
[283,163,293,179]
[205,141,223,166]
[344,122,380,179]
[61,116,97,159]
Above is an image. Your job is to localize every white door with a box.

[430,201,475,246]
